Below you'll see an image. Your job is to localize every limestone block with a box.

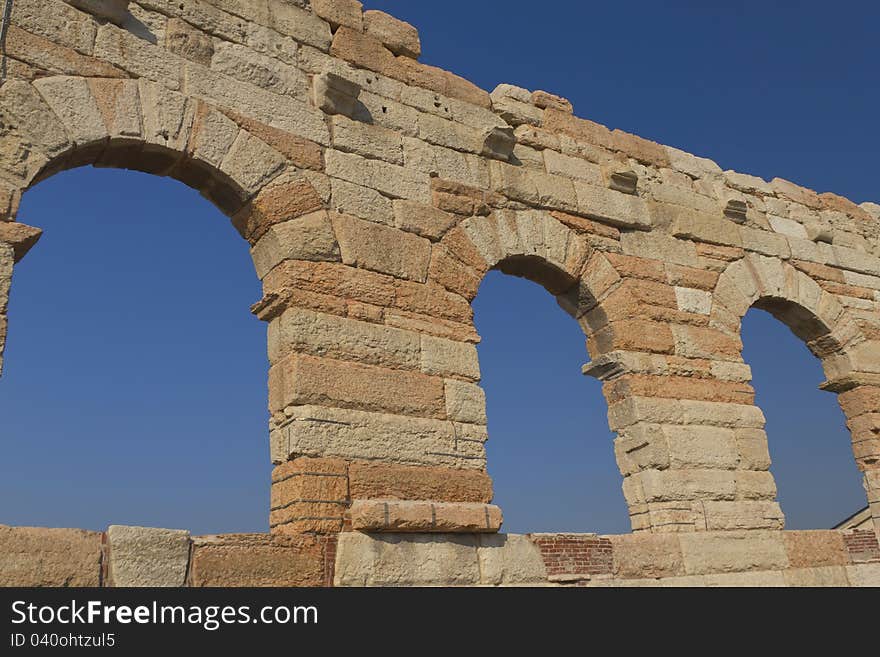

[12,0,98,53]
[269,352,446,418]
[404,138,491,189]
[189,107,239,168]
[190,533,325,587]
[333,532,481,586]
[220,131,286,196]
[349,500,502,533]
[363,10,420,58]
[95,23,185,91]
[477,534,548,585]
[733,428,772,470]
[619,232,699,267]
[312,71,361,117]
[783,530,848,568]
[331,177,394,225]
[332,213,432,282]
[270,307,421,370]
[251,212,341,277]
[444,379,487,424]
[107,525,190,587]
[0,222,43,262]
[702,501,785,530]
[679,531,788,575]
[330,114,403,165]
[724,170,773,195]
[0,525,101,586]
[267,1,333,50]
[165,17,214,65]
[33,76,108,147]
[184,63,330,146]
[636,468,736,502]
[0,80,71,157]
[491,94,543,127]
[608,533,685,579]
[845,563,880,586]
[393,200,458,241]
[665,146,722,179]
[532,90,573,113]
[705,570,786,587]
[674,286,712,314]
[325,149,431,203]
[312,0,362,30]
[277,404,485,469]
[211,41,309,99]
[137,79,195,154]
[783,566,850,587]
[420,335,481,381]
[348,461,493,503]
[89,79,143,140]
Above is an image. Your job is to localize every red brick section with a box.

[529,534,613,583]
[842,530,880,563]
[322,534,338,587]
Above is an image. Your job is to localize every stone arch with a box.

[430,208,638,530]
[711,253,878,530]
[0,76,301,227]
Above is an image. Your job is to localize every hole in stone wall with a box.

[474,270,630,534]
[0,167,268,535]
[742,307,867,529]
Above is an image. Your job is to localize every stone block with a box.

[0,525,101,586]
[783,530,848,568]
[0,79,71,157]
[330,114,403,164]
[333,532,481,586]
[332,213,432,282]
[783,566,850,587]
[363,10,420,58]
[312,0,363,30]
[220,130,286,195]
[608,533,685,579]
[393,200,458,240]
[331,178,394,225]
[845,563,880,586]
[33,76,108,147]
[444,379,487,424]
[325,149,431,203]
[189,533,325,587]
[477,534,548,585]
[251,211,341,278]
[269,307,421,370]
[107,525,191,587]
[349,500,502,532]
[348,461,493,503]
[166,17,214,65]
[268,352,446,418]
[679,531,789,575]
[276,404,485,469]
[420,335,481,381]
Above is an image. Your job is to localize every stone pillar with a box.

[836,384,880,538]
[579,266,784,534]
[254,243,497,534]
[0,221,43,376]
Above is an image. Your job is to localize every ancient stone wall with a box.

[1,0,879,586]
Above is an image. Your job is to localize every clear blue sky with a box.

[1,1,875,534]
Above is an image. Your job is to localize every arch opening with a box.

[742,304,867,529]
[474,268,629,534]
[0,166,268,534]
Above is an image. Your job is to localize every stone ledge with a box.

[348,500,502,532]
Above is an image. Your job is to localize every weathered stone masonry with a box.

[0,0,879,586]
